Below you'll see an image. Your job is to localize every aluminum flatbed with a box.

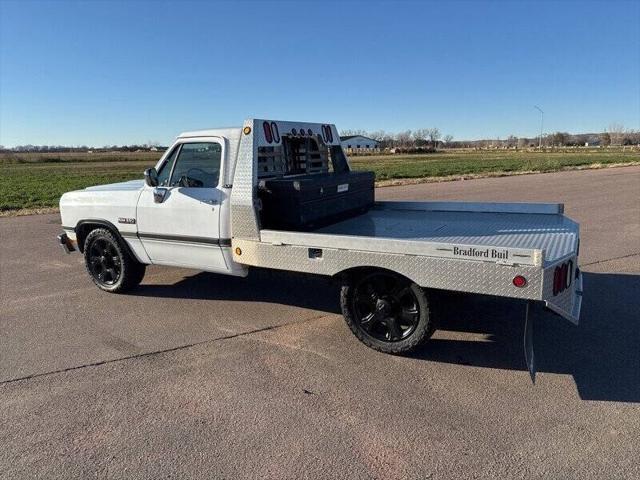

[234,200,582,325]
[281,201,578,266]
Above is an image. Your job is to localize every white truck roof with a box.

[178,127,241,139]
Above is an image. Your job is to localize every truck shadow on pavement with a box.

[133,270,638,403]
[414,272,640,403]
[133,268,342,314]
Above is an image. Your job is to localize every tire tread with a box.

[340,273,435,354]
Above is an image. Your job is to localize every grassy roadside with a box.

[1,149,638,215]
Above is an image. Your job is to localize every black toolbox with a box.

[258,171,375,230]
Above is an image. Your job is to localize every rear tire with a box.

[341,270,435,354]
[83,228,146,293]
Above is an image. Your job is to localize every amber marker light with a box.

[235,247,242,255]
[243,126,252,135]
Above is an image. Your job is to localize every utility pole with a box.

[534,105,544,148]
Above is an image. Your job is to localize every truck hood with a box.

[83,179,145,192]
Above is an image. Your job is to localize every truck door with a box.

[136,138,229,273]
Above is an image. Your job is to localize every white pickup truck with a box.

[58,118,583,362]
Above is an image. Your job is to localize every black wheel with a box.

[83,228,146,293]
[341,270,434,354]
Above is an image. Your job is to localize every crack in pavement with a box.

[0,313,331,386]
[581,251,640,267]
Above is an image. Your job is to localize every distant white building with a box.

[340,135,379,151]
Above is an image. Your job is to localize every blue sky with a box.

[1,0,639,146]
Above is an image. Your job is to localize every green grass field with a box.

[1,148,638,213]
[351,149,639,181]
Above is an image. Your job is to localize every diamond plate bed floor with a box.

[314,205,579,265]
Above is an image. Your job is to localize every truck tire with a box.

[83,228,146,293]
[340,270,435,354]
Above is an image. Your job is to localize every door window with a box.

[157,146,180,186]
[169,142,221,188]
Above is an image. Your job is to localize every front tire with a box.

[341,270,434,354]
[83,228,146,293]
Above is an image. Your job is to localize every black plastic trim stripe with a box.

[70,220,231,247]
[136,232,231,247]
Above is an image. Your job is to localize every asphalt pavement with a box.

[1,166,639,479]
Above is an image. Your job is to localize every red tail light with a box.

[553,260,573,295]
[513,275,527,288]
[263,121,273,143]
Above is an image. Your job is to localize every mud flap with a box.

[524,301,535,383]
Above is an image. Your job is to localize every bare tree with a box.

[624,129,640,145]
[608,123,626,146]
[427,128,441,148]
[360,130,389,149]
[368,130,385,141]
[340,129,368,137]
[550,132,569,146]
[383,132,396,148]
[413,129,429,147]
[395,130,413,147]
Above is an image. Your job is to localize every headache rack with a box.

[257,135,339,178]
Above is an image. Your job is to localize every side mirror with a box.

[144,167,159,187]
